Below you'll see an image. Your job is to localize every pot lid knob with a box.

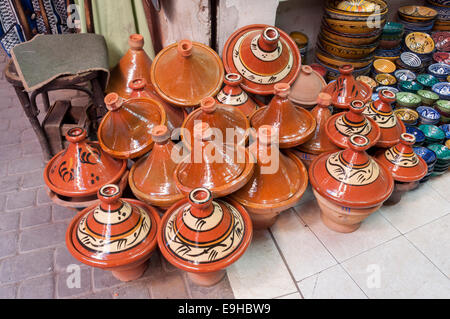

[104,93,124,111]
[128,34,144,50]
[128,78,147,90]
[339,64,354,75]
[188,187,214,217]
[274,83,291,97]
[178,40,193,57]
[317,92,332,107]
[379,89,396,103]
[348,134,370,152]
[349,100,366,114]
[98,184,122,210]
[301,65,313,74]
[260,27,280,51]
[400,132,416,146]
[65,127,87,143]
[224,73,243,86]
[200,96,217,113]
[151,125,170,144]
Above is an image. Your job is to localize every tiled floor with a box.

[0,51,449,299]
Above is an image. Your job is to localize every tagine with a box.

[216,73,258,117]
[288,65,327,109]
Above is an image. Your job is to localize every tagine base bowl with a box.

[383,181,419,206]
[187,270,226,287]
[110,258,150,282]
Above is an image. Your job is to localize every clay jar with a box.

[231,125,309,229]
[363,89,406,148]
[157,187,252,286]
[326,99,381,149]
[216,73,258,117]
[250,83,316,148]
[309,135,394,233]
[376,133,428,205]
[289,65,327,109]
[98,93,166,159]
[66,184,160,281]
[128,125,184,209]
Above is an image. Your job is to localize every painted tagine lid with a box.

[150,40,224,107]
[128,125,185,209]
[309,135,394,208]
[326,99,381,149]
[216,73,258,117]
[66,184,160,269]
[157,187,252,273]
[289,65,327,107]
[98,93,166,159]
[250,83,316,148]
[44,127,127,198]
[222,24,301,95]
[363,89,406,148]
[107,34,153,98]
[322,65,372,109]
[375,133,428,183]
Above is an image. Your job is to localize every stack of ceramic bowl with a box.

[375,22,404,61]
[417,105,441,125]
[437,100,450,123]
[419,124,446,144]
[290,31,309,62]
[428,143,450,174]
[425,0,450,31]
[413,146,437,182]
[398,5,437,35]
[396,51,426,74]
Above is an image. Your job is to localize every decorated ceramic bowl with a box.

[432,82,450,100]
[373,58,396,74]
[416,74,440,89]
[400,52,422,68]
[396,92,422,108]
[383,22,404,35]
[413,146,437,182]
[315,48,374,70]
[428,63,450,80]
[375,73,397,86]
[394,108,419,126]
[405,32,435,55]
[398,80,424,93]
[419,124,446,144]
[320,25,381,46]
[417,106,441,125]
[398,6,438,22]
[394,69,416,82]
[318,36,378,60]
[440,124,450,139]
[356,75,377,89]
[435,99,450,117]
[417,89,440,105]
[406,126,426,145]
[433,52,450,64]
[432,31,450,52]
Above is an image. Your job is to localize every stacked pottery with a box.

[413,146,437,182]
[404,31,436,65]
[417,106,441,125]
[419,124,446,144]
[394,108,419,126]
[398,5,437,36]
[428,63,450,80]
[377,22,404,55]
[435,99,450,122]
[425,0,450,31]
[290,31,309,62]
[396,51,426,74]
[428,143,450,174]
[288,65,327,110]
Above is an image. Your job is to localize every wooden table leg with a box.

[91,77,106,118]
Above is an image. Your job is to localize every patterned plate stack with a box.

[425,0,450,31]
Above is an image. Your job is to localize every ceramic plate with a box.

[400,52,422,67]
[398,6,438,20]
[405,32,435,54]
[432,31,450,52]
[395,69,416,81]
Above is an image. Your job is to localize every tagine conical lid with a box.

[129,125,185,208]
[129,78,186,131]
[223,24,301,95]
[107,34,153,98]
[249,83,316,148]
[174,122,255,197]
[298,93,340,155]
[181,97,250,148]
[326,100,381,149]
[322,65,372,109]
[309,135,394,208]
[66,184,160,269]
[157,187,252,273]
[150,40,224,107]
[363,89,406,148]
[289,65,327,107]
[44,127,127,198]
[375,133,428,182]
[216,73,258,117]
[98,93,167,159]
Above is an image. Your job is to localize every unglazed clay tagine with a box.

[250,83,316,148]
[289,65,327,108]
[157,187,252,286]
[150,40,224,107]
[66,184,160,281]
[98,93,166,159]
[216,73,258,117]
[222,24,301,95]
[326,99,381,149]
[322,65,372,109]
[363,89,406,148]
[309,134,394,233]
[128,125,184,209]
[231,125,308,229]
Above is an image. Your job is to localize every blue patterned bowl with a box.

[406,126,426,145]
[428,63,450,81]
[395,69,416,82]
[439,124,450,139]
[417,106,441,125]
[432,82,450,100]
[413,146,437,182]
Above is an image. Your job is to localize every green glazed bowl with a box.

[428,144,450,161]
[418,90,439,106]
[396,92,422,108]
[383,22,404,35]
[419,124,446,143]
[435,99,450,117]
[416,74,439,88]
[398,80,424,93]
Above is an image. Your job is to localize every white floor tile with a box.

[428,173,450,203]
[275,292,302,299]
[342,236,450,299]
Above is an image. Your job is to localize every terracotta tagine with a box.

[222,24,301,95]
[289,65,327,109]
[150,39,224,107]
[157,187,252,286]
[376,133,428,206]
[309,135,394,233]
[322,65,372,109]
[231,125,308,229]
[326,99,381,149]
[174,122,254,198]
[98,93,166,159]
[216,73,258,117]
[249,83,316,148]
[363,89,406,148]
[128,125,185,209]
[107,34,152,98]
[66,184,160,281]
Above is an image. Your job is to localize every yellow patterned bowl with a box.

[315,49,374,69]
[398,5,438,22]
[324,17,386,34]
[405,32,435,55]
[325,0,388,21]
[356,75,378,89]
[373,59,396,74]
[375,73,397,86]
[318,36,377,59]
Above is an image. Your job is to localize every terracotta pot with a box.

[216,73,258,117]
[383,181,420,206]
[289,65,327,108]
[222,24,301,95]
[150,40,224,107]
[98,93,166,159]
[249,83,316,148]
[157,187,253,286]
[66,184,160,281]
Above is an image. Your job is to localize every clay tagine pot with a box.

[326,99,381,149]
[128,125,185,210]
[231,125,309,229]
[107,34,152,98]
[309,135,394,233]
[288,65,327,109]
[249,83,316,148]
[376,133,428,206]
[98,93,166,159]
[150,39,224,107]
[222,24,301,95]
[322,65,372,109]
[157,187,252,286]
[174,122,255,198]
[66,184,160,281]
[216,73,258,117]
[363,89,406,148]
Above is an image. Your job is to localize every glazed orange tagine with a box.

[216,73,258,117]
[288,65,327,109]
[157,187,252,286]
[66,184,160,281]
